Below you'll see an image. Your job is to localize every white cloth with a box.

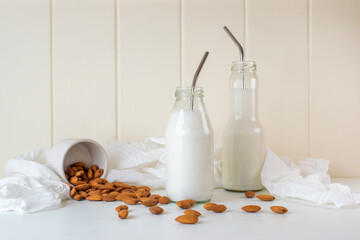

[261,148,360,208]
[0,148,70,214]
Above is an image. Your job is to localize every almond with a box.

[118,210,128,219]
[138,197,150,203]
[70,187,77,197]
[115,205,129,212]
[70,176,78,185]
[71,166,78,173]
[75,184,91,191]
[150,194,161,200]
[79,191,88,198]
[101,189,111,194]
[256,194,275,201]
[175,215,198,224]
[270,206,288,214]
[136,191,147,199]
[203,203,217,210]
[75,170,84,177]
[90,164,99,172]
[245,191,255,198]
[138,186,150,191]
[176,199,195,209]
[66,183,73,190]
[73,181,87,186]
[72,162,86,167]
[142,198,158,207]
[65,168,75,177]
[159,196,170,204]
[212,204,227,213]
[102,194,117,202]
[88,190,101,196]
[113,182,131,189]
[73,194,83,201]
[242,205,261,213]
[184,209,201,216]
[149,206,164,215]
[94,169,104,178]
[86,195,102,201]
[122,198,139,205]
[87,168,93,179]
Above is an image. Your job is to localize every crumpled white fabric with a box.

[0,148,70,214]
[261,148,360,208]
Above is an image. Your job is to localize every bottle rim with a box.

[231,60,256,66]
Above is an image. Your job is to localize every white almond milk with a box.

[165,109,214,201]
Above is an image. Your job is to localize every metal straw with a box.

[190,51,209,110]
[223,26,245,88]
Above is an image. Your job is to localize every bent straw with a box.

[190,51,209,110]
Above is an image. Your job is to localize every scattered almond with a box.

[72,162,86,167]
[203,203,217,210]
[245,191,255,198]
[118,210,128,219]
[102,194,117,202]
[94,169,104,178]
[73,194,83,201]
[75,184,91,191]
[256,194,275,201]
[142,198,158,207]
[270,206,288,214]
[115,205,129,212]
[150,194,161,200]
[212,204,227,213]
[122,198,139,205]
[79,191,88,198]
[149,206,164,215]
[175,215,198,224]
[86,195,102,201]
[90,165,99,172]
[242,205,261,213]
[159,196,170,204]
[176,199,195,209]
[70,187,77,197]
[184,209,201,216]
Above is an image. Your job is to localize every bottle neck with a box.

[230,88,258,121]
[174,86,205,111]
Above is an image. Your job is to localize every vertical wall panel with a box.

[310,0,360,177]
[247,0,309,160]
[0,0,51,176]
[183,0,245,142]
[53,0,116,143]
[117,0,180,141]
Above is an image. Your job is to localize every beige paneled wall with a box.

[0,0,359,177]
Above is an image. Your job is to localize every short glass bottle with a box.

[222,61,264,191]
[165,86,214,201]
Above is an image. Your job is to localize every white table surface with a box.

[1,178,360,240]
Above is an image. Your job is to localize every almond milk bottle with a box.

[222,61,264,191]
[165,86,214,201]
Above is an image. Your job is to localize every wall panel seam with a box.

[307,0,312,157]
[114,0,119,141]
[50,0,54,146]
[180,0,184,86]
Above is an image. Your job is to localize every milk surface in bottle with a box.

[222,61,264,191]
[165,86,214,201]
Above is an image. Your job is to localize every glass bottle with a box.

[165,86,214,201]
[222,61,264,191]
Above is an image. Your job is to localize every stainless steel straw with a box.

[223,26,245,88]
[190,51,209,110]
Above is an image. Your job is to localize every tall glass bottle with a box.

[222,61,264,191]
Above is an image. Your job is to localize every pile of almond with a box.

[242,191,288,214]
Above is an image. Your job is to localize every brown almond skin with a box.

[242,205,261,213]
[70,187,77,197]
[270,206,288,214]
[65,168,75,177]
[149,206,164,215]
[70,176,78,185]
[94,169,104,178]
[86,195,102,201]
[143,198,158,207]
[102,194,117,202]
[212,204,227,213]
[203,203,217,210]
[122,198,139,205]
[90,165,99,172]
[87,168,93,179]
[73,194,83,201]
[184,209,201,216]
[88,190,101,196]
[71,162,86,167]
[74,170,84,177]
[256,194,275,201]
[75,183,91,191]
[79,191,88,198]
[150,194,161,200]
[138,186,150,191]
[175,215,198,224]
[176,199,195,209]
[159,196,170,204]
[115,205,129,212]
[118,210,129,219]
[245,191,255,198]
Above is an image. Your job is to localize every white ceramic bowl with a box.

[48,138,108,182]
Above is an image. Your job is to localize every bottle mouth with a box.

[231,61,256,72]
[175,86,204,97]
[231,61,256,67]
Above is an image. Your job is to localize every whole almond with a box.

[70,176,78,185]
[101,189,111,194]
[115,205,129,212]
[184,209,201,216]
[203,203,217,210]
[73,181,87,186]
[72,162,86,167]
[113,182,131,189]
[75,170,84,177]
[159,196,170,204]
[122,198,139,205]
[118,210,128,219]
[70,187,77,197]
[86,195,102,201]
[149,206,164,215]
[73,194,83,201]
[270,206,288,214]
[176,199,195,209]
[175,215,198,224]
[79,191,88,198]
[75,183,91,191]
[212,204,227,213]
[242,205,261,213]
[87,168,93,179]
[94,169,104,178]
[150,194,161,200]
[138,186,150,191]
[65,168,75,177]
[88,190,101,196]
[256,194,275,201]
[139,197,150,203]
[245,191,255,198]
[136,191,147,199]
[71,166,78,173]
[102,194,117,202]
[90,164,99,172]
[143,198,158,207]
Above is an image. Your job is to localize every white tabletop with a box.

[1,178,360,240]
